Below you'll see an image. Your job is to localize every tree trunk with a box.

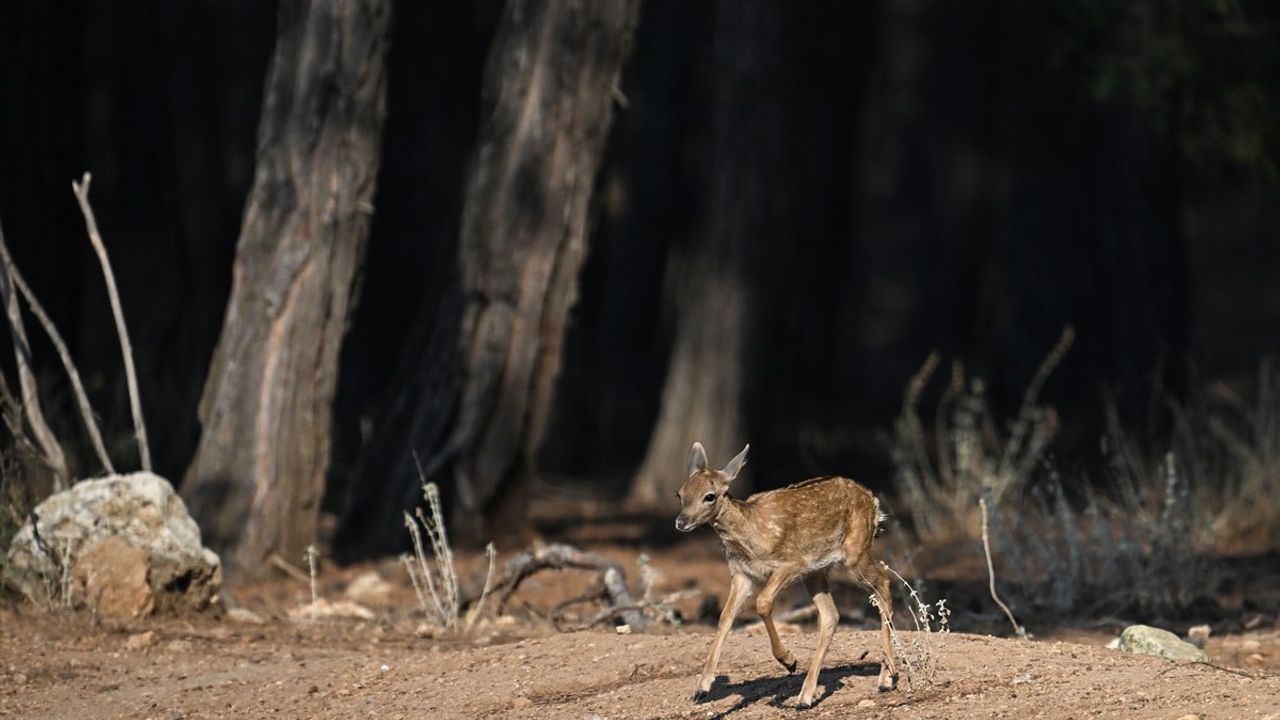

[449,0,641,543]
[629,0,783,504]
[340,0,640,550]
[182,0,391,578]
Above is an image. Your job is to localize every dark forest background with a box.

[1,0,1278,578]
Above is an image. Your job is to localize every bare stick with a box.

[494,543,649,631]
[71,172,151,472]
[0,233,113,474]
[979,496,1025,638]
[0,227,68,488]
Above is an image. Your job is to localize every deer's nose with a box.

[675,516,688,531]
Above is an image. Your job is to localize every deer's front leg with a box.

[694,573,753,702]
[755,569,799,673]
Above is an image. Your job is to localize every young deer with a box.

[676,442,898,708]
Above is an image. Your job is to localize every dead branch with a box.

[71,172,151,472]
[0,233,113,474]
[0,226,68,488]
[980,496,1025,638]
[494,543,650,631]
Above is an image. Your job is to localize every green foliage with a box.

[1058,0,1280,178]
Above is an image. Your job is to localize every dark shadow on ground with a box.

[698,661,881,717]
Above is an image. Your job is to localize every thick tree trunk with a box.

[340,0,640,550]
[182,0,391,577]
[449,0,641,543]
[629,0,782,504]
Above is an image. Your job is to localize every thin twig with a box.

[463,542,499,635]
[71,172,151,472]
[0,232,113,474]
[0,227,67,488]
[269,553,312,584]
[980,496,1025,638]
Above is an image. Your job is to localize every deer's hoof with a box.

[796,695,815,709]
[692,689,710,704]
[877,674,899,693]
[780,655,797,673]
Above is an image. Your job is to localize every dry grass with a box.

[402,472,497,635]
[890,338,1279,619]
[872,561,951,691]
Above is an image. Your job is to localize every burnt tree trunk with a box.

[448,0,641,543]
[629,0,784,504]
[342,0,640,550]
[182,0,391,577]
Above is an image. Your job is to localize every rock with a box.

[1105,637,1121,650]
[414,622,444,638]
[1175,715,1200,720]
[4,473,221,614]
[615,624,632,635]
[1186,624,1210,649]
[125,631,156,651]
[344,571,392,605]
[1117,625,1209,663]
[1011,673,1032,686]
[73,537,153,620]
[856,698,877,708]
[227,607,265,625]
[287,599,376,622]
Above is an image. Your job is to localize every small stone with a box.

[511,696,533,709]
[344,571,393,605]
[1117,625,1209,663]
[1011,673,1032,686]
[1105,637,1121,650]
[856,698,877,708]
[1186,624,1210,648]
[1175,714,1200,720]
[615,624,632,635]
[227,607,264,625]
[165,640,192,653]
[415,623,443,638]
[125,631,156,651]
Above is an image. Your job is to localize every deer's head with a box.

[675,442,748,532]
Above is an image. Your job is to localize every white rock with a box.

[4,473,221,612]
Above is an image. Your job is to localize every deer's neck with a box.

[710,496,757,549]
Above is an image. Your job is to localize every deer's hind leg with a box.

[849,554,898,692]
[797,570,839,708]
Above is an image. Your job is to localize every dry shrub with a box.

[891,335,1279,618]
[872,562,950,691]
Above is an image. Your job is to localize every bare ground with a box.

[3,605,1279,720]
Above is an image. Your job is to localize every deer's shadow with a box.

[700,661,882,717]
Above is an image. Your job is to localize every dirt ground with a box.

[3,605,1279,720]
[5,528,1280,720]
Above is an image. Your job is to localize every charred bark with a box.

[341,0,640,550]
[629,0,785,504]
[182,0,391,577]
[448,0,641,543]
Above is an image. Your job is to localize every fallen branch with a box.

[494,543,650,632]
[0,232,113,474]
[72,172,151,472]
[0,225,68,487]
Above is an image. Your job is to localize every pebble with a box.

[857,698,877,708]
[126,631,156,651]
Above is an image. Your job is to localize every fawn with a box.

[676,442,898,708]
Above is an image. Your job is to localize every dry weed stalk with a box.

[870,561,950,692]
[72,172,151,472]
[402,467,497,634]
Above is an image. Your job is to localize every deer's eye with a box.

[703,492,716,503]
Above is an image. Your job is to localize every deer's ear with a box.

[688,442,708,476]
[722,444,749,482]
